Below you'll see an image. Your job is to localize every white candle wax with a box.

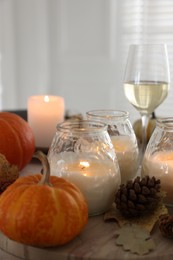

[50,159,120,216]
[27,95,65,148]
[111,135,138,184]
[142,151,173,205]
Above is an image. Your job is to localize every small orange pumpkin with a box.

[0,112,35,170]
[0,151,88,247]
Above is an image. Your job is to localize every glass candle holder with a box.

[86,110,139,184]
[48,120,121,216]
[142,117,173,206]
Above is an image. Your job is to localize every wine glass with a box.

[123,44,170,157]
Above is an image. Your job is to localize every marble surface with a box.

[0,162,172,260]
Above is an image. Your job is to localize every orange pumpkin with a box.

[0,112,35,170]
[0,151,88,247]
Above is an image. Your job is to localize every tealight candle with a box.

[50,158,120,216]
[141,117,173,206]
[48,120,121,216]
[86,110,139,184]
[111,135,138,184]
[27,95,65,148]
[142,151,173,205]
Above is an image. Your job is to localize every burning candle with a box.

[142,151,173,205]
[50,157,120,216]
[111,135,139,184]
[86,110,139,184]
[27,95,65,148]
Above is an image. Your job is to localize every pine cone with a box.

[158,214,173,239]
[0,153,19,193]
[115,175,161,217]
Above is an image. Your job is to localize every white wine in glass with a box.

[124,44,170,155]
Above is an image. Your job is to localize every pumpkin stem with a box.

[33,151,52,186]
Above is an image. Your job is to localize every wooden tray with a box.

[0,211,173,260]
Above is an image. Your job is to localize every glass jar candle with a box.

[86,110,139,184]
[48,120,121,216]
[142,117,173,206]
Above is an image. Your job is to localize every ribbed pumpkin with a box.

[0,151,88,247]
[0,112,35,170]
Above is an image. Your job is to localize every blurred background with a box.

[0,0,173,122]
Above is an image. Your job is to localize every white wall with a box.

[5,0,173,123]
[0,0,137,120]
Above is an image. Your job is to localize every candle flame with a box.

[79,161,90,176]
[80,161,90,168]
[44,95,50,103]
[155,151,173,161]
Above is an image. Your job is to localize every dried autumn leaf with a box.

[115,224,155,255]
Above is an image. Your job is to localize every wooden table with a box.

[0,161,172,260]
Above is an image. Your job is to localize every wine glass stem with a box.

[141,114,150,155]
